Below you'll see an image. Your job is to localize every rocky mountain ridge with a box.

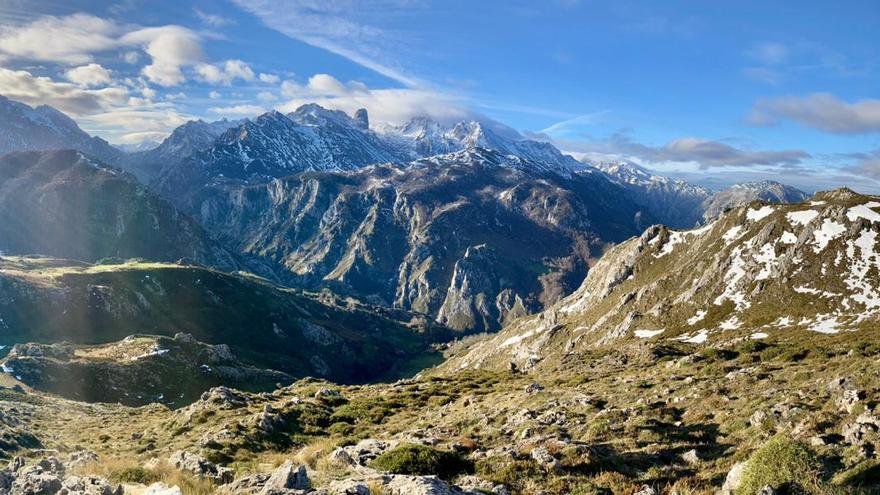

[446,188,880,372]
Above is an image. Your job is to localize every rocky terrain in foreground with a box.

[0,328,878,494]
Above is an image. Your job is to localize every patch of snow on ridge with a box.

[813,219,846,252]
[655,232,683,257]
[130,347,170,361]
[679,329,709,344]
[754,243,778,280]
[501,329,536,347]
[713,246,750,310]
[810,200,826,206]
[687,310,707,325]
[781,231,798,244]
[750,332,769,339]
[845,229,880,310]
[722,226,744,243]
[809,315,841,334]
[719,316,740,330]
[847,204,880,223]
[786,210,819,226]
[865,201,880,208]
[746,206,775,222]
[634,329,664,339]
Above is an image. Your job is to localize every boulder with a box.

[719,461,745,495]
[59,475,123,495]
[168,451,234,485]
[259,461,309,494]
[529,447,560,471]
[67,450,99,469]
[10,465,63,495]
[681,449,701,464]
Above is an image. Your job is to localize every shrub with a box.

[738,434,823,494]
[111,466,160,484]
[370,444,472,480]
[700,347,738,361]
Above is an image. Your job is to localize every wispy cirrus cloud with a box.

[229,0,419,86]
[749,93,880,134]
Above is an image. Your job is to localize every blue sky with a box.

[0,0,878,192]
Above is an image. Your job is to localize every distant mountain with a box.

[584,159,809,227]
[183,147,651,332]
[154,106,584,205]
[114,139,161,153]
[0,150,252,273]
[0,95,122,164]
[700,180,810,222]
[125,118,243,182]
[447,188,880,371]
[587,160,712,228]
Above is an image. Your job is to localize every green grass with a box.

[369,444,473,480]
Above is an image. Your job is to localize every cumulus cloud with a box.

[121,25,205,86]
[0,14,208,87]
[750,93,880,134]
[0,67,128,115]
[195,60,256,85]
[259,73,280,84]
[0,13,119,64]
[209,91,222,99]
[64,63,113,87]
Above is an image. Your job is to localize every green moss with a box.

[369,443,472,480]
[737,434,823,495]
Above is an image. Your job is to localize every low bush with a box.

[370,443,472,480]
[738,434,823,494]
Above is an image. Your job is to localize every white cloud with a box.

[117,130,170,144]
[65,63,112,87]
[555,131,809,170]
[209,91,222,99]
[0,13,119,64]
[123,51,140,64]
[194,8,233,27]
[0,67,128,115]
[230,0,419,86]
[257,91,277,102]
[746,42,789,66]
[276,74,471,125]
[195,59,256,85]
[259,73,280,84]
[750,93,880,134]
[121,25,205,86]
[208,104,267,116]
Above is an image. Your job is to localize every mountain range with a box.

[0,95,810,334]
[0,94,879,495]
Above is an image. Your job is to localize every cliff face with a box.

[186,149,651,332]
